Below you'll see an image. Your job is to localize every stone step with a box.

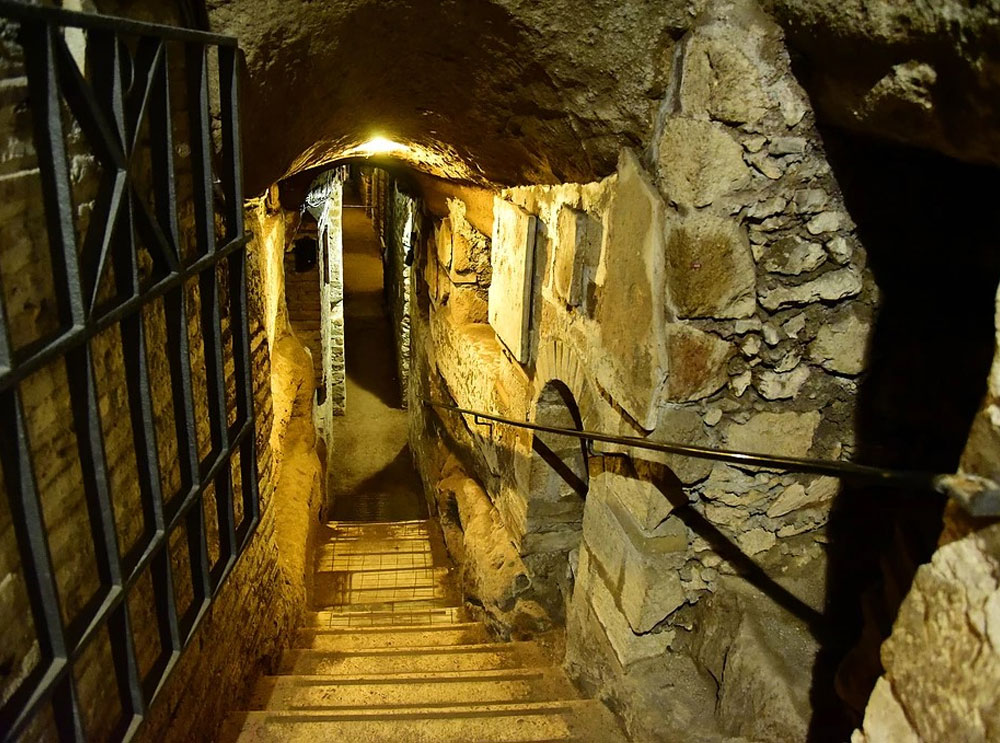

[306,605,469,628]
[314,546,437,571]
[325,520,431,539]
[222,700,625,742]
[293,622,489,650]
[248,668,578,710]
[312,567,457,609]
[278,642,547,676]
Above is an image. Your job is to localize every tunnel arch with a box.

[211,0,678,194]
[520,378,590,621]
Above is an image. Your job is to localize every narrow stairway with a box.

[223,519,626,742]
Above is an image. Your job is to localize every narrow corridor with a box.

[327,194,426,522]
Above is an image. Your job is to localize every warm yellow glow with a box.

[343,136,411,158]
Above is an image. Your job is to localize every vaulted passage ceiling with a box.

[206,0,1000,195]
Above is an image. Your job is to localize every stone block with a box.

[724,411,821,460]
[488,198,537,363]
[761,237,826,276]
[810,312,870,376]
[679,35,769,126]
[554,205,601,307]
[621,548,685,632]
[447,283,489,324]
[521,527,582,556]
[604,468,675,532]
[859,678,921,743]
[664,214,756,319]
[664,324,733,402]
[588,564,675,668]
[656,118,750,207]
[753,365,810,400]
[758,268,862,310]
[593,149,669,430]
[737,528,776,556]
[436,217,453,269]
[447,198,492,285]
[581,486,628,582]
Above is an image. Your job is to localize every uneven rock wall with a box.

[385,182,416,406]
[407,1,884,739]
[314,175,347,420]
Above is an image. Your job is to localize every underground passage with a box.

[1,0,1000,741]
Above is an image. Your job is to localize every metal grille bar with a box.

[0,4,258,740]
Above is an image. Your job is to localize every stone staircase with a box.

[222,519,626,742]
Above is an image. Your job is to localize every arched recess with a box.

[522,380,589,621]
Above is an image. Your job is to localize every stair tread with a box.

[307,605,469,628]
[222,700,626,742]
[293,623,489,650]
[279,642,548,675]
[249,669,580,710]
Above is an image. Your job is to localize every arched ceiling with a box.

[206,0,1000,196]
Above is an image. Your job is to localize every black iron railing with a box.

[423,400,1000,516]
[0,3,257,740]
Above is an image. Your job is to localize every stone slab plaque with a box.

[489,198,537,363]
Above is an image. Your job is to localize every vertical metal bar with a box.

[0,272,11,372]
[219,44,258,535]
[52,676,87,743]
[183,504,211,638]
[162,287,200,499]
[64,343,145,721]
[218,45,243,242]
[147,41,180,265]
[162,281,211,628]
[185,42,215,258]
[0,389,79,739]
[187,40,236,580]
[21,22,84,330]
[200,264,236,579]
[106,601,145,736]
[119,310,181,651]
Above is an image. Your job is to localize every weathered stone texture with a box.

[554,205,600,309]
[664,214,756,319]
[656,118,751,208]
[810,311,870,376]
[593,150,669,430]
[854,509,1000,743]
[724,411,821,459]
[488,198,537,363]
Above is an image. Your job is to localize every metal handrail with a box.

[422,399,1000,516]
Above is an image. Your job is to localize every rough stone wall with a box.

[409,1,881,739]
[384,182,415,405]
[314,176,347,420]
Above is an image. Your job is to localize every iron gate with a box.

[0,2,257,740]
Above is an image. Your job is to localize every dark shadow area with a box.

[532,437,589,498]
[615,456,828,634]
[808,128,1000,739]
[331,446,428,522]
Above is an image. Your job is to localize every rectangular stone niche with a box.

[488,198,537,363]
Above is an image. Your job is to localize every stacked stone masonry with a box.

[406,3,885,740]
